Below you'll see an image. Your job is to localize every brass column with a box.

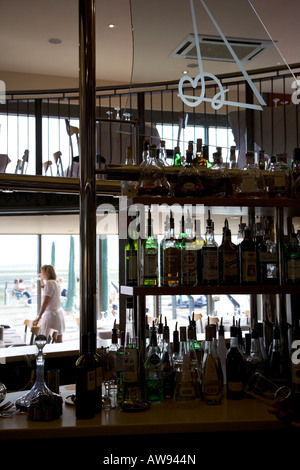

[79,0,97,350]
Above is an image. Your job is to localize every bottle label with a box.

[240,174,257,193]
[163,247,179,281]
[144,251,158,277]
[202,250,218,281]
[182,250,197,281]
[227,381,243,393]
[123,348,138,382]
[241,251,257,281]
[287,259,300,280]
[203,354,220,400]
[87,369,96,391]
[126,251,137,282]
[221,252,238,279]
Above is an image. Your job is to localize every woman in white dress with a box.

[33,264,65,343]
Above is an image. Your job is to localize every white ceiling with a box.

[0,0,299,87]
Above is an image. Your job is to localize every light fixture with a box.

[182,70,188,75]
[48,38,62,45]
[107,23,116,29]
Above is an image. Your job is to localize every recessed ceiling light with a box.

[48,38,62,45]
[182,70,188,75]
[107,24,116,29]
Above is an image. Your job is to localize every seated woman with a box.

[33,265,65,343]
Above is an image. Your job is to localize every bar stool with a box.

[53,151,63,176]
[65,119,79,177]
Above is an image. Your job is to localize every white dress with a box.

[41,279,65,335]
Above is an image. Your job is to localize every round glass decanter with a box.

[15,335,62,420]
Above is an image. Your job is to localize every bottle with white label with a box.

[202,211,219,285]
[122,298,141,404]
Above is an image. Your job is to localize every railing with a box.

[0,63,300,181]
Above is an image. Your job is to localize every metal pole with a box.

[79,0,97,350]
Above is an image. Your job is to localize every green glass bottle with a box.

[141,208,159,286]
[125,215,138,286]
[145,322,164,403]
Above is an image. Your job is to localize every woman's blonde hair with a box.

[41,264,57,280]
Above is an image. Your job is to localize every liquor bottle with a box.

[161,211,180,286]
[235,151,266,198]
[219,224,239,285]
[157,315,164,354]
[90,332,103,414]
[141,208,159,286]
[203,144,212,168]
[255,322,269,365]
[237,216,246,245]
[173,353,199,407]
[268,153,292,198]
[202,322,222,405]
[257,225,279,285]
[179,326,188,363]
[174,149,205,197]
[245,327,264,379]
[173,146,182,166]
[195,219,205,284]
[205,149,231,197]
[181,215,198,286]
[159,140,168,166]
[144,322,164,403]
[217,318,228,384]
[226,319,246,399]
[193,138,207,167]
[122,297,141,404]
[141,139,150,167]
[124,145,135,165]
[75,333,97,419]
[172,322,180,370]
[202,211,219,285]
[116,331,125,402]
[187,318,202,396]
[162,348,175,399]
[188,314,202,365]
[135,144,170,196]
[239,227,257,285]
[125,215,138,286]
[285,232,300,284]
[267,321,288,384]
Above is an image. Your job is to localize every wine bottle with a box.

[141,208,159,286]
[219,224,239,285]
[226,319,246,399]
[161,211,180,286]
[75,333,97,419]
[240,227,257,285]
[125,215,138,286]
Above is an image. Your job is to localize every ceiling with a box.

[0,0,299,89]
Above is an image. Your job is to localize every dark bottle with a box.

[226,320,246,399]
[202,211,219,285]
[161,211,181,286]
[219,226,239,285]
[90,331,103,414]
[181,215,198,286]
[174,149,205,197]
[267,322,288,384]
[125,215,138,286]
[285,232,300,285]
[75,333,97,419]
[240,227,257,285]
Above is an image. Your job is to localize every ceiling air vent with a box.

[170,34,273,63]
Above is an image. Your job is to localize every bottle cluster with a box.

[132,140,300,200]
[126,209,300,287]
[101,312,300,409]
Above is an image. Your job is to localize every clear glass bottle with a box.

[161,211,181,286]
[159,140,168,166]
[135,144,170,196]
[245,327,264,379]
[257,226,279,285]
[205,150,231,197]
[235,151,266,199]
[174,149,205,197]
[181,215,198,286]
[202,322,222,405]
[144,322,164,403]
[141,208,159,286]
[124,145,136,165]
[268,153,292,198]
[122,298,141,404]
[125,215,138,286]
[202,211,219,285]
[239,227,257,285]
[219,225,239,285]
[173,353,199,407]
[226,319,246,399]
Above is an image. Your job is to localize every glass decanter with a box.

[15,335,62,420]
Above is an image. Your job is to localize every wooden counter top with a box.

[0,385,290,441]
